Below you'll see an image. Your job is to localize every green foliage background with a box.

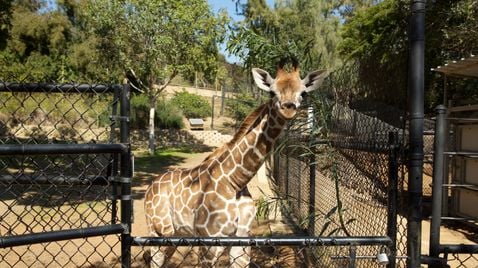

[130,94,184,129]
[0,0,477,122]
[170,91,211,119]
[337,0,478,111]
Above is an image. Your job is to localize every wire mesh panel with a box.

[446,252,478,268]
[0,82,123,267]
[131,237,391,268]
[267,68,408,266]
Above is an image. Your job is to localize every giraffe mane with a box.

[203,100,269,161]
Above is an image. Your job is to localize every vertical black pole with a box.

[110,86,120,224]
[349,246,357,268]
[221,84,225,116]
[308,104,316,235]
[429,105,446,258]
[211,96,215,130]
[387,131,399,268]
[285,125,290,197]
[309,154,316,235]
[407,1,426,267]
[120,82,132,268]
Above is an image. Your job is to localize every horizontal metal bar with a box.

[110,115,130,122]
[421,255,448,266]
[112,176,132,183]
[442,184,478,191]
[132,236,392,247]
[447,117,478,123]
[444,151,478,158]
[440,216,478,222]
[0,224,125,248]
[439,244,478,254]
[0,82,121,93]
[0,174,110,185]
[0,143,127,155]
[447,104,478,113]
[331,141,391,153]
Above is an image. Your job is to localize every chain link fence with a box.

[1,76,474,267]
[0,82,126,267]
[267,62,409,267]
[130,237,391,267]
[271,108,404,267]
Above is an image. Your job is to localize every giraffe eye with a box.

[300,91,308,98]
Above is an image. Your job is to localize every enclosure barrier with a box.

[132,236,393,247]
[0,224,125,248]
[426,105,478,267]
[130,236,393,267]
[0,81,397,267]
[0,82,132,267]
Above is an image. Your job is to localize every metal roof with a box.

[432,55,478,78]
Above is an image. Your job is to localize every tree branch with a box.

[153,69,178,99]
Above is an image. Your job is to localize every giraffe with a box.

[144,64,327,267]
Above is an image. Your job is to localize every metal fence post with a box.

[309,153,316,235]
[211,95,215,130]
[407,0,426,266]
[285,125,290,197]
[429,105,447,259]
[110,86,121,225]
[120,82,132,268]
[221,85,225,116]
[388,131,399,268]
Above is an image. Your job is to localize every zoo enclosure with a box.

[0,81,393,267]
[270,95,406,267]
[0,82,132,267]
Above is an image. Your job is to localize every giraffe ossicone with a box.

[144,64,328,267]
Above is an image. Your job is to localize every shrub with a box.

[156,98,184,129]
[130,94,184,129]
[225,92,259,123]
[130,94,150,129]
[170,90,211,119]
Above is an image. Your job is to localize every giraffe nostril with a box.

[281,102,296,110]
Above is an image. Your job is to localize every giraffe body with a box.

[144,65,327,267]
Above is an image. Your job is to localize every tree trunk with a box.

[146,70,178,155]
[148,97,157,155]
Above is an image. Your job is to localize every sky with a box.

[207,0,275,63]
[208,0,275,21]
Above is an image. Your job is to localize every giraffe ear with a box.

[252,68,274,92]
[302,69,328,92]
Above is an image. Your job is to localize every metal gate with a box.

[0,82,132,267]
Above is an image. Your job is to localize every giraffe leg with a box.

[150,244,175,268]
[199,246,226,268]
[230,189,257,268]
[147,219,175,267]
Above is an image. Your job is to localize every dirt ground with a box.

[130,150,301,267]
[1,146,477,267]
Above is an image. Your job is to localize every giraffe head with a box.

[252,64,327,119]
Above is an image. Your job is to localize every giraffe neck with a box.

[212,100,287,192]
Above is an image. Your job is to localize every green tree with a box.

[0,0,13,49]
[0,1,74,80]
[337,0,409,106]
[337,0,478,111]
[170,91,211,119]
[0,0,106,82]
[86,0,228,153]
[228,0,343,79]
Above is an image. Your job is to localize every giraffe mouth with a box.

[279,108,297,119]
[277,101,298,119]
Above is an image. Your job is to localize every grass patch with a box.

[134,147,205,173]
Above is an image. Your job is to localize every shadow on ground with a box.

[132,148,213,199]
